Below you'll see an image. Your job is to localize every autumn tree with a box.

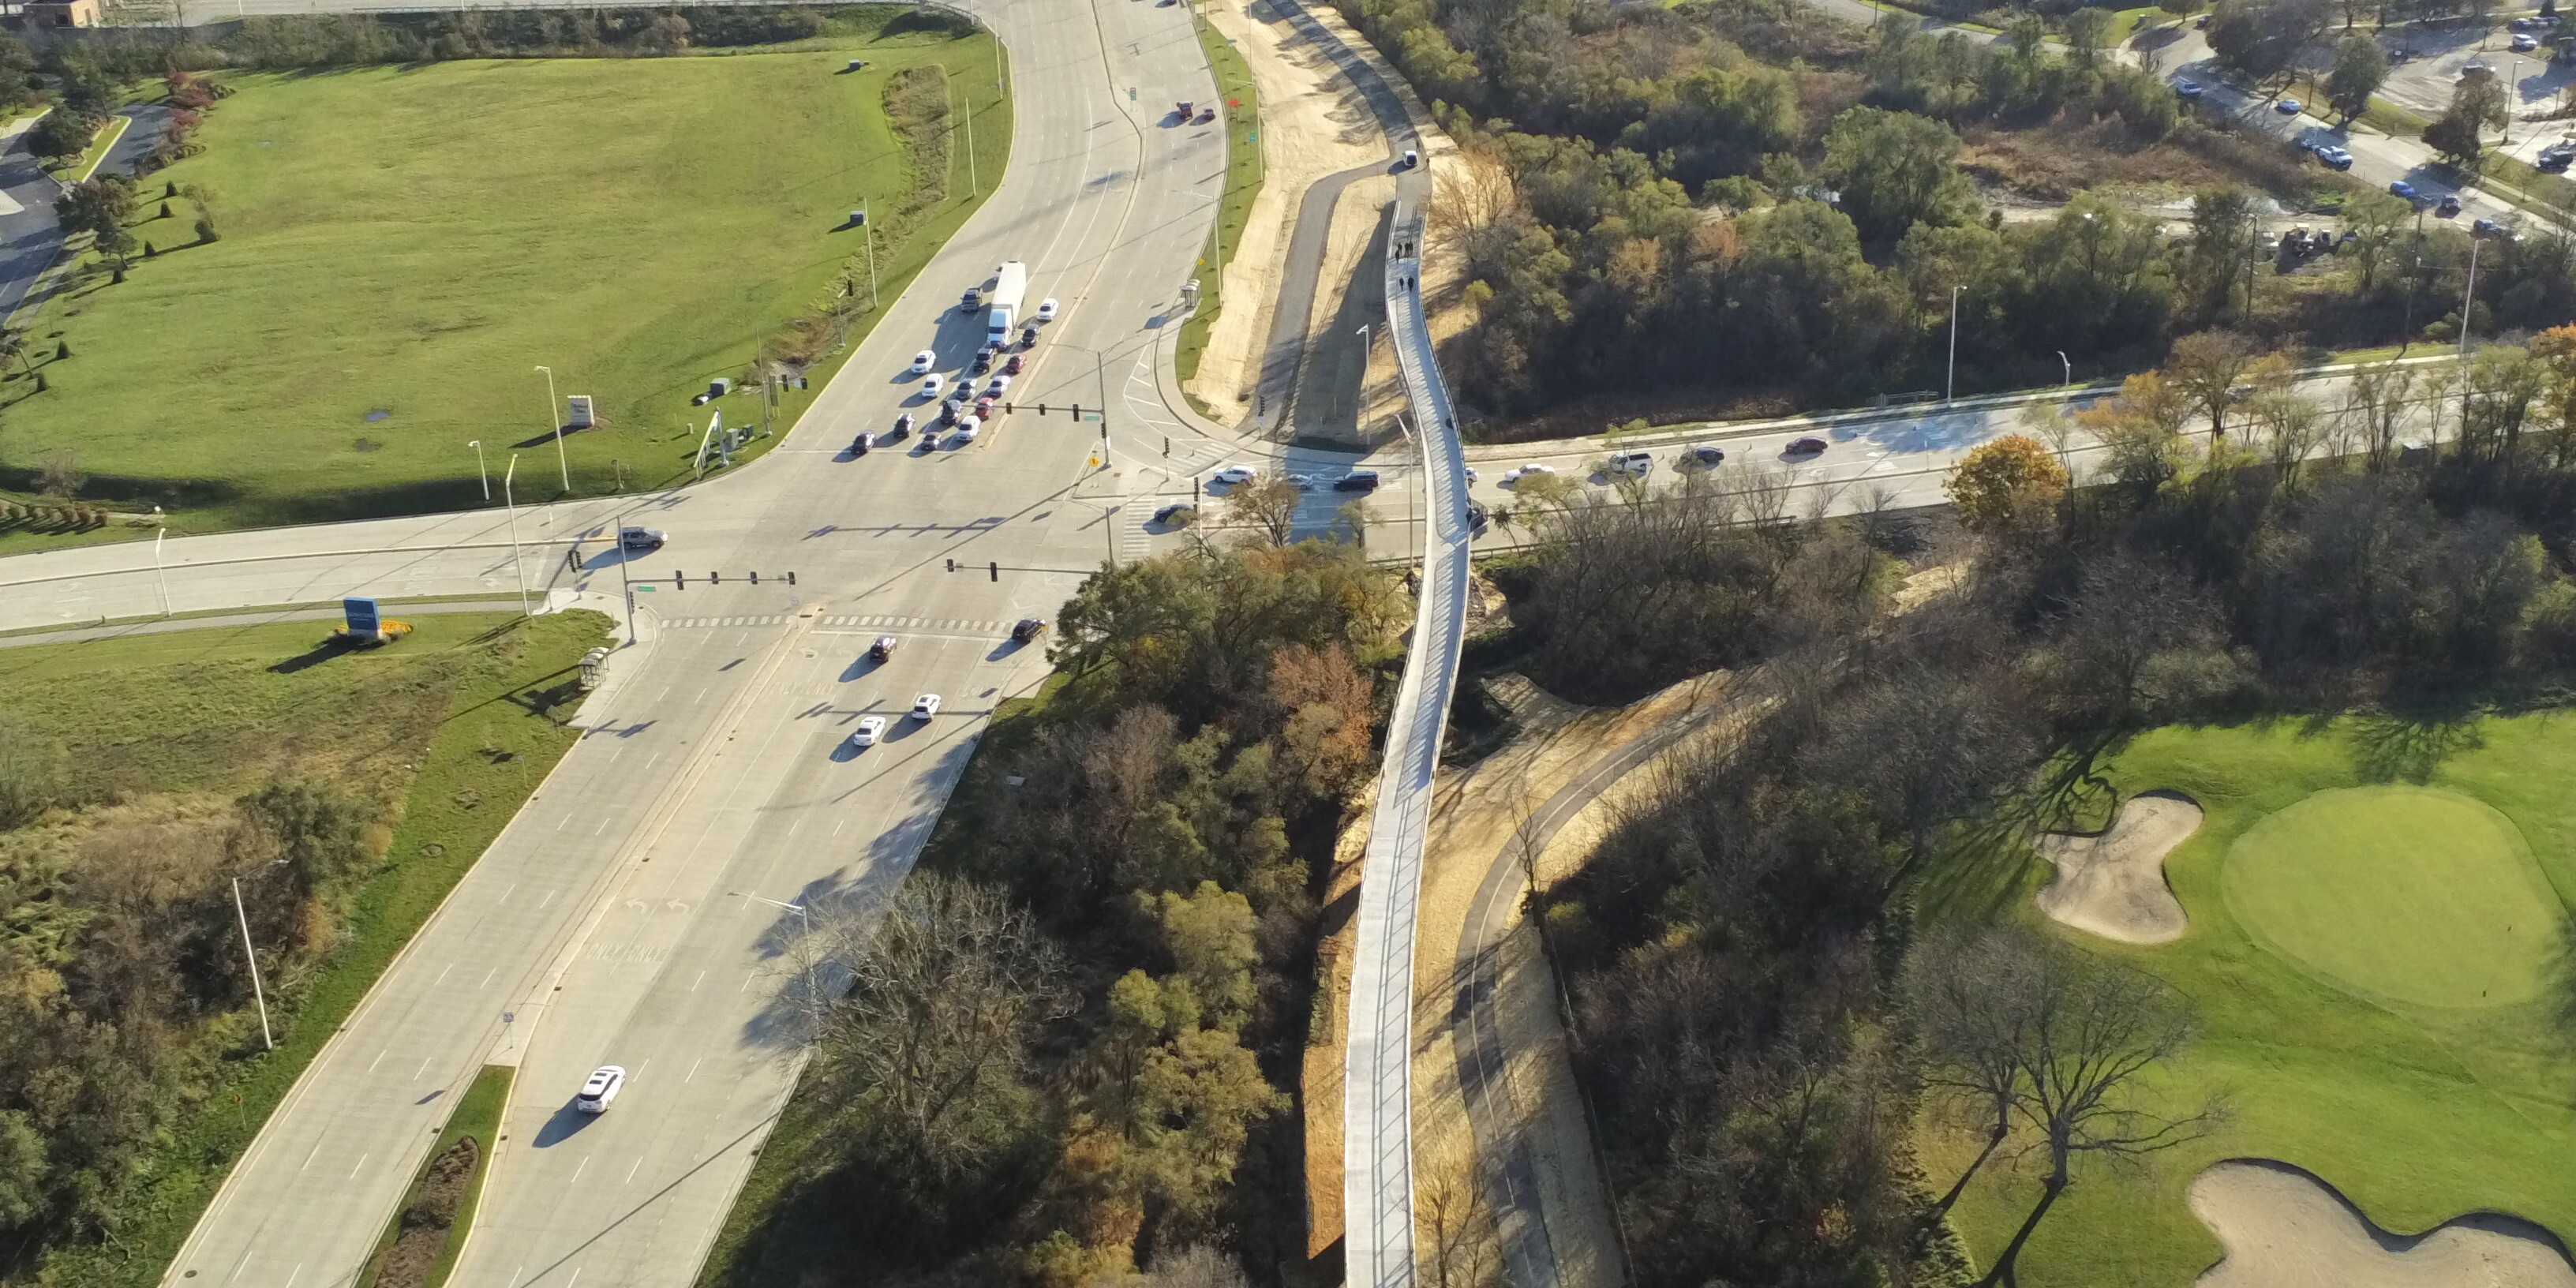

[2165,330,2256,439]
[1944,434,2068,538]
[1222,474,1301,547]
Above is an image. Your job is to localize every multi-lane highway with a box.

[123,0,1241,1284]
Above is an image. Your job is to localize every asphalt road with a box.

[136,0,1237,1284]
[0,103,167,322]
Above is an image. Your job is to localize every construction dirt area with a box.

[1189,0,1467,443]
[2032,790,2199,945]
[2191,1159,2576,1288]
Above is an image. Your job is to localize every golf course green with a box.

[0,15,1006,542]
[1918,713,2576,1288]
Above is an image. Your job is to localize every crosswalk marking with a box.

[819,614,1013,635]
[660,615,791,628]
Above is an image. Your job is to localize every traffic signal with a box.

[750,571,759,584]
[989,561,998,582]
[676,570,686,589]
[711,571,721,585]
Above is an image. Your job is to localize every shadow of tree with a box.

[2346,699,2486,784]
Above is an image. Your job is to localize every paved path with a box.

[0,597,526,650]
[1451,691,1737,1288]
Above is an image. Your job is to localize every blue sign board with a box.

[343,597,382,636]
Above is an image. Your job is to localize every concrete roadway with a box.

[134,0,1238,1285]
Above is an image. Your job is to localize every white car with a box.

[1211,464,1256,484]
[1608,451,1653,474]
[951,417,981,446]
[920,373,945,397]
[1036,298,1059,322]
[575,1065,626,1114]
[1502,462,1557,485]
[849,715,887,747]
[985,374,1011,396]
[911,693,942,721]
[909,350,937,374]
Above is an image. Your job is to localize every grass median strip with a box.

[1175,13,1263,395]
[355,1065,513,1288]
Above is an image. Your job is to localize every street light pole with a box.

[536,365,568,494]
[470,440,489,500]
[153,522,171,617]
[503,455,530,618]
[231,867,283,1051]
[616,507,636,648]
[2057,350,2071,389]
[861,200,879,308]
[732,891,818,1039]
[2458,230,2484,425]
[1945,285,1964,404]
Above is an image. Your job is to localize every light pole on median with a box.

[469,440,489,500]
[535,365,569,494]
[1945,284,1964,404]
[2057,350,2071,389]
[503,454,530,618]
[152,519,171,617]
[231,859,289,1051]
[731,891,819,1039]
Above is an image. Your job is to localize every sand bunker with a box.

[2033,790,2198,945]
[2192,1159,2576,1288]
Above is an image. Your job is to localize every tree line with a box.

[1493,329,2576,1283]
[717,540,1406,1286]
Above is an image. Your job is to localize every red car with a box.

[1004,352,1025,376]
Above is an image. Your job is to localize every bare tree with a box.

[2344,361,2416,471]
[1417,1145,1504,1288]
[807,872,1075,1182]
[2165,331,2256,441]
[2245,389,2323,486]
[1905,925,2042,1222]
[1222,474,1301,548]
[1975,935,2221,1287]
[1132,1244,1253,1288]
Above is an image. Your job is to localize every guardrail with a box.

[1342,200,1473,1288]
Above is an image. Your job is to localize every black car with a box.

[1786,436,1829,455]
[1021,324,1039,346]
[1333,470,1381,491]
[1691,444,1726,466]
[1012,618,1048,643]
[972,350,992,375]
[852,432,874,455]
[938,402,959,426]
[1153,502,1197,526]
[2437,194,2462,218]
[868,635,898,662]
[886,414,913,441]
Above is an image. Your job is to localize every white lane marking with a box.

[611,743,624,762]
[594,816,610,836]
[556,814,571,830]
[368,1049,387,1073]
[691,969,706,991]
[647,751,662,770]
[833,819,844,837]
[414,1056,432,1081]
[567,1270,583,1288]
[656,685,669,701]
[569,1156,589,1185]
[505,1269,524,1288]
[740,971,757,992]
[788,818,802,837]
[695,687,708,703]
[282,1266,301,1288]
[480,967,496,990]
[346,1154,369,1179]
[300,1139,324,1171]
[500,882,516,904]
[436,964,453,986]
[627,1155,644,1183]
[539,889,556,910]
[687,1058,702,1083]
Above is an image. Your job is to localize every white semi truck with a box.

[985,260,1028,346]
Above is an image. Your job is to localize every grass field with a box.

[0,18,1007,544]
[3,611,611,1287]
[1174,12,1263,397]
[1914,712,2576,1288]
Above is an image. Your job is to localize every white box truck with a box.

[985,260,1028,346]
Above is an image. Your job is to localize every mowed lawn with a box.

[5,32,1003,534]
[1915,713,2576,1288]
